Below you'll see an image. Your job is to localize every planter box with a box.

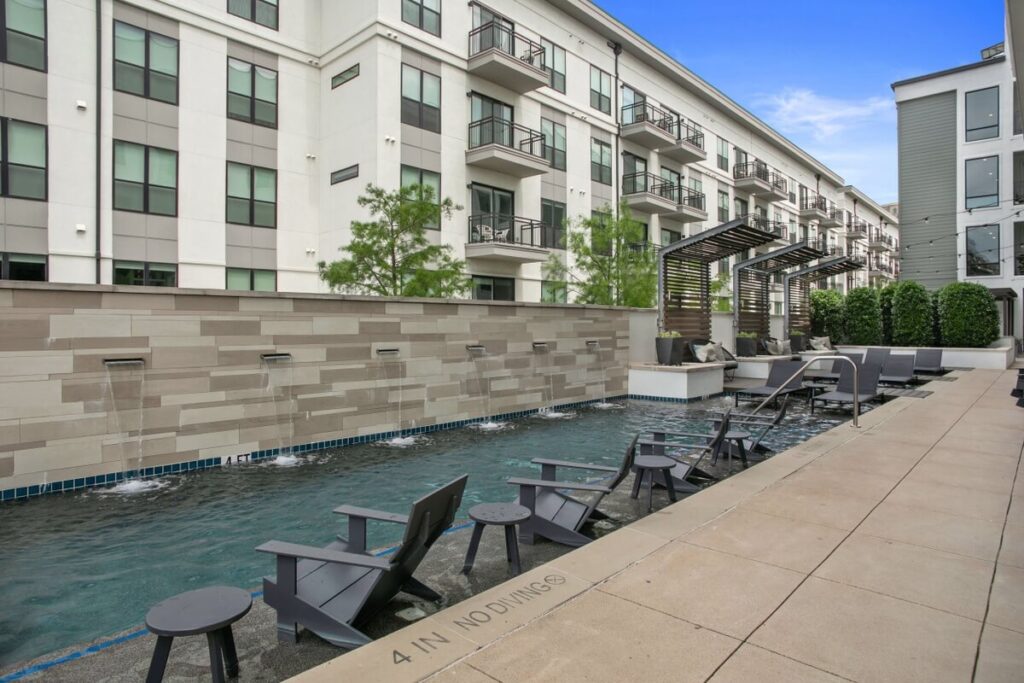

[629,362,724,400]
[735,337,758,357]
[789,335,805,353]
[655,338,687,365]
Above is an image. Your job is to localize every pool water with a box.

[0,397,845,667]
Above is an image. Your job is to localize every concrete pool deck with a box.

[297,367,1024,682]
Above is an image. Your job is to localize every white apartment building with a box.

[894,30,1022,338]
[0,0,897,303]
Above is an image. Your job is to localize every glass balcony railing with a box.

[467,117,545,159]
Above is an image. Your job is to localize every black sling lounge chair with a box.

[635,413,732,492]
[915,348,945,375]
[257,475,468,649]
[879,354,916,386]
[811,363,881,415]
[817,352,864,382]
[864,347,891,367]
[733,360,805,406]
[508,436,638,548]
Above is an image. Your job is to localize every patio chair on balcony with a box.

[733,360,806,406]
[811,362,882,415]
[914,349,946,375]
[879,354,916,386]
[256,475,468,649]
[507,436,638,547]
[634,411,732,491]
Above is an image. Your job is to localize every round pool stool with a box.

[144,586,252,683]
[631,455,678,513]
[462,502,532,576]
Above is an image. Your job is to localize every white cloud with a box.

[756,88,894,141]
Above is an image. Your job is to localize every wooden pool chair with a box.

[811,363,881,416]
[635,413,732,492]
[257,474,468,649]
[507,436,638,548]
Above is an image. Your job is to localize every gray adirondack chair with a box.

[879,354,916,386]
[256,474,468,649]
[707,398,789,460]
[915,348,945,374]
[734,360,805,406]
[811,362,881,415]
[508,436,638,547]
[635,412,732,492]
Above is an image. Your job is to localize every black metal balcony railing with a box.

[622,171,672,198]
[846,217,868,235]
[869,229,895,248]
[468,214,565,249]
[468,21,545,69]
[660,183,706,210]
[769,171,788,195]
[621,101,674,134]
[733,160,771,183]
[671,118,705,150]
[468,117,546,159]
[828,206,844,223]
[740,213,785,238]
[800,194,828,212]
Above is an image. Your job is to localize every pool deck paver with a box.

[294,367,1024,683]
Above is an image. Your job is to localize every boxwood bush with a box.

[891,281,934,346]
[878,282,897,345]
[810,288,845,342]
[844,287,882,345]
[936,282,999,348]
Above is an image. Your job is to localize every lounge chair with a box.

[879,354,916,386]
[689,340,738,380]
[864,347,891,367]
[635,413,731,491]
[706,398,789,461]
[915,348,945,375]
[811,362,881,415]
[508,436,638,547]
[733,360,805,406]
[257,475,468,649]
[817,352,864,382]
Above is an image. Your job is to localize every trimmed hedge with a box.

[810,288,845,341]
[879,282,897,345]
[891,281,934,346]
[936,282,999,348]
[844,287,882,345]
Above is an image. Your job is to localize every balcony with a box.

[868,258,895,280]
[733,162,788,201]
[621,172,677,215]
[620,102,677,149]
[845,218,868,240]
[659,119,708,164]
[821,205,844,229]
[740,213,786,240]
[867,229,895,251]
[467,22,549,93]
[798,194,829,222]
[465,118,549,178]
[663,185,708,223]
[465,215,563,263]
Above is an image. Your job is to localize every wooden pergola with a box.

[659,218,783,340]
[783,254,865,335]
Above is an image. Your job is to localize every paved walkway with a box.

[299,368,1024,683]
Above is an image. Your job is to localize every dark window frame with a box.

[331,63,359,89]
[330,164,359,184]
[540,37,565,93]
[113,260,178,287]
[589,65,611,115]
[401,63,441,133]
[227,0,278,30]
[965,155,999,209]
[540,197,566,249]
[965,223,1001,277]
[716,137,728,171]
[400,164,441,230]
[401,0,440,37]
[1,0,47,72]
[541,117,566,170]
[113,20,179,105]
[471,274,515,301]
[1,117,47,201]
[112,140,178,216]
[591,137,612,185]
[226,266,276,291]
[717,189,729,223]
[965,85,999,142]
[226,161,277,228]
[226,57,278,129]
[0,251,47,281]
[541,279,567,304]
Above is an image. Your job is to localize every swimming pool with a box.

[0,397,846,667]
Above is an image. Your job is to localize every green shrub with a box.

[936,282,999,348]
[891,281,934,346]
[879,282,897,345]
[844,287,882,345]
[931,289,943,346]
[810,289,845,341]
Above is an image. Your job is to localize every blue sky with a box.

[594,0,1006,203]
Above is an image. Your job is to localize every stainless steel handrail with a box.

[748,355,861,428]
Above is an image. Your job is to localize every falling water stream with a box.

[262,355,298,466]
[102,359,162,493]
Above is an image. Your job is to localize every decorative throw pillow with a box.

[765,340,782,355]
[810,336,832,350]
[779,340,793,355]
[706,342,724,362]
[695,344,713,362]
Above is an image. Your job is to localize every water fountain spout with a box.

[261,353,297,465]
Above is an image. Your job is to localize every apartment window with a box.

[718,257,729,274]
[716,138,728,171]
[113,261,176,287]
[472,275,514,301]
[734,147,748,167]
[689,174,703,194]
[965,86,999,141]
[226,267,275,291]
[661,166,681,191]
[330,164,358,184]
[717,190,729,222]
[620,85,644,125]
[227,162,276,228]
[966,224,1000,276]
[773,301,783,316]
[401,64,440,133]
[331,64,359,89]
[965,156,999,209]
[113,141,177,215]
[590,66,611,114]
[591,210,612,255]
[3,0,45,70]
[228,0,277,29]
[227,58,277,128]
[1015,222,1024,275]
[113,21,178,105]
[400,164,441,229]
[1,118,45,200]
[789,218,797,242]
[540,39,565,93]
[662,228,681,245]
[401,0,440,36]
[541,198,566,248]
[1015,83,1023,136]
[0,252,45,280]
[734,197,748,219]
[541,280,567,304]
[591,138,612,185]
[541,118,566,170]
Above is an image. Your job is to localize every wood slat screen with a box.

[662,255,710,339]
[788,278,811,335]
[737,268,770,338]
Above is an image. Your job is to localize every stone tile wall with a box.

[0,283,630,493]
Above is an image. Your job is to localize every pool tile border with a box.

[1,394,715,502]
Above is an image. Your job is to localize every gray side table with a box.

[462,502,531,576]
[145,586,252,683]
[631,454,678,512]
